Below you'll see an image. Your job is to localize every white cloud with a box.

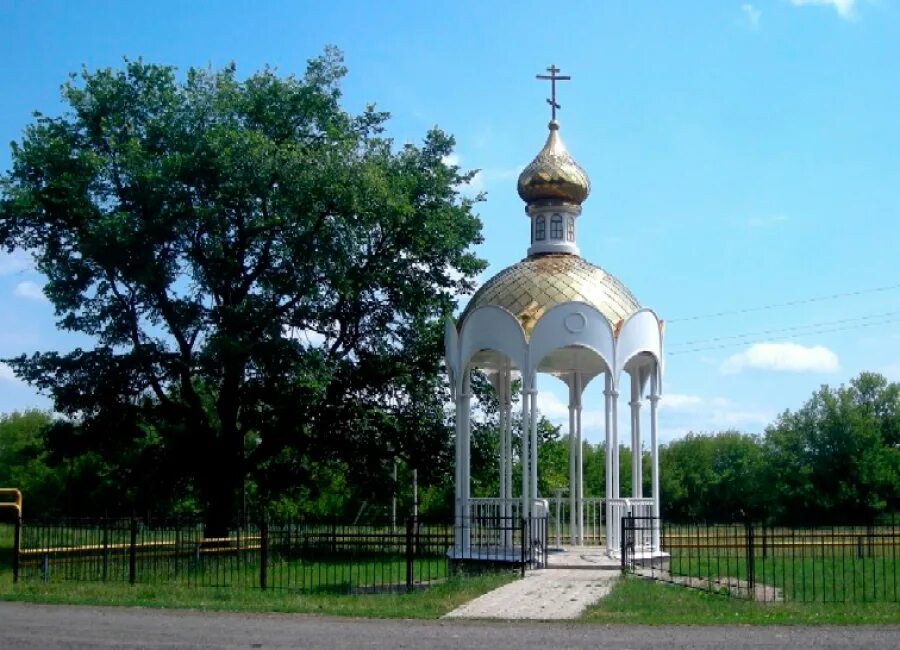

[535,391,606,430]
[721,342,839,374]
[14,280,47,302]
[741,4,762,29]
[443,150,520,197]
[0,363,23,385]
[659,392,704,410]
[0,250,32,275]
[789,0,857,20]
[536,387,771,443]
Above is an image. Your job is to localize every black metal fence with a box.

[10,514,546,593]
[452,514,548,576]
[13,517,454,593]
[622,515,900,603]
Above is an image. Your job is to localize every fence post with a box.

[129,517,137,585]
[744,519,755,596]
[520,517,526,577]
[102,518,109,582]
[259,517,269,591]
[174,527,180,579]
[620,515,627,572]
[405,516,414,592]
[12,514,21,584]
[543,516,548,567]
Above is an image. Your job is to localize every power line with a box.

[667,310,900,349]
[667,316,900,356]
[667,283,900,323]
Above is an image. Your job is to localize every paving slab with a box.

[443,566,620,620]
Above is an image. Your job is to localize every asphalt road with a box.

[0,602,897,649]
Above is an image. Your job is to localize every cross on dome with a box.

[536,64,571,122]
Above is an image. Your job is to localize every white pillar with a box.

[568,378,577,545]
[650,369,661,553]
[520,382,530,521]
[454,389,463,551]
[504,373,513,503]
[630,372,643,499]
[575,372,584,545]
[460,373,472,553]
[603,374,613,553]
[611,387,619,499]
[529,387,539,510]
[498,371,507,514]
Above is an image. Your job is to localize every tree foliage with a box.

[660,372,900,524]
[0,50,484,532]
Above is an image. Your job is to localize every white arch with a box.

[614,308,663,388]
[527,301,615,379]
[457,305,529,392]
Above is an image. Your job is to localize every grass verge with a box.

[583,576,900,625]
[0,523,515,618]
[0,573,515,618]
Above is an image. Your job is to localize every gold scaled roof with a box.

[517,121,590,205]
[460,254,640,336]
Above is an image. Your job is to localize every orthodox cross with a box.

[536,64,571,121]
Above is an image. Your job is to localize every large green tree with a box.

[0,410,60,517]
[659,431,764,522]
[0,49,484,533]
[762,372,900,524]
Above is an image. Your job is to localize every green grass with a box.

[584,576,900,625]
[0,523,516,618]
[666,544,899,602]
[0,573,515,618]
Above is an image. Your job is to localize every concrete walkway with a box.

[444,548,621,620]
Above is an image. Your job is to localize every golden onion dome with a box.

[460,254,640,336]
[517,121,591,205]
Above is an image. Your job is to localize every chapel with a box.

[444,66,665,561]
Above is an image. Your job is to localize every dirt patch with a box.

[633,568,783,602]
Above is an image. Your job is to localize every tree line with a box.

[3,371,897,526]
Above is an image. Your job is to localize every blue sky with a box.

[1,0,898,443]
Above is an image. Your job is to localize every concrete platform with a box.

[545,546,622,569]
[443,567,620,620]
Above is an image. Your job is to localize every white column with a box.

[568,378,577,545]
[650,369,661,553]
[529,387,539,510]
[454,388,463,551]
[520,382,530,521]
[460,375,472,553]
[498,371,507,516]
[603,374,613,553]
[630,372,643,499]
[611,387,619,499]
[575,372,584,545]
[502,369,513,547]
[504,373,513,502]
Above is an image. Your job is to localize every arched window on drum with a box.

[535,215,546,241]
[550,214,564,239]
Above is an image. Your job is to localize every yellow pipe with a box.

[0,488,22,515]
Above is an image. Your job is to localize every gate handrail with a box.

[0,488,22,515]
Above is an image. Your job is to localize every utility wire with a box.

[667,283,900,323]
[667,310,900,348]
[667,316,900,356]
